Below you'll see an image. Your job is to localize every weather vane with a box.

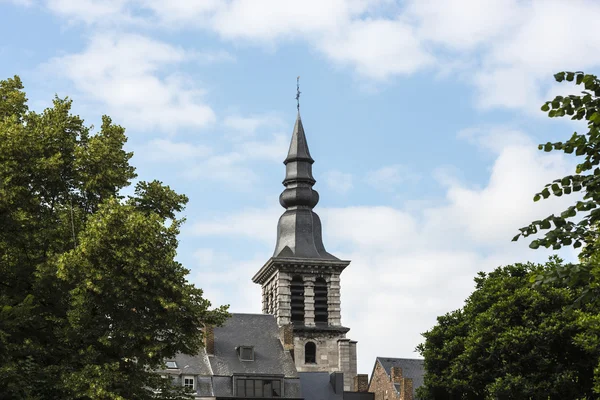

[296,76,301,112]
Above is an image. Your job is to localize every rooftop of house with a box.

[161,313,297,378]
[371,357,425,395]
[298,372,344,400]
[211,313,298,377]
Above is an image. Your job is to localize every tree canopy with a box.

[0,76,228,399]
[513,71,600,257]
[416,259,600,400]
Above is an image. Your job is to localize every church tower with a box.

[252,112,357,390]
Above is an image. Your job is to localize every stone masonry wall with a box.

[293,335,340,373]
[368,362,413,400]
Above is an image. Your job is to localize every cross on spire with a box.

[296,76,301,112]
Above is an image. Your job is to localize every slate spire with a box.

[272,112,337,260]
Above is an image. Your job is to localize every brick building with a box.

[368,358,424,400]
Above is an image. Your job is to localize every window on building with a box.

[291,275,304,324]
[236,378,282,397]
[314,277,328,324]
[237,345,254,361]
[183,376,195,390]
[266,292,272,314]
[305,341,316,364]
[165,361,177,369]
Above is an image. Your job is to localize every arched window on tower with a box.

[314,277,328,325]
[305,341,316,364]
[290,276,304,324]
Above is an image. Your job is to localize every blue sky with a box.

[2,0,599,374]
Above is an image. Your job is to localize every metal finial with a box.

[296,76,301,112]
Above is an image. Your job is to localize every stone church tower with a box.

[253,113,357,390]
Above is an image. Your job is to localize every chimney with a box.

[353,374,369,392]
[279,324,294,351]
[390,366,403,384]
[203,325,214,355]
[329,372,344,394]
[401,378,413,400]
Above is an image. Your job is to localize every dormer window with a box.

[165,361,178,369]
[237,346,254,361]
[183,376,195,390]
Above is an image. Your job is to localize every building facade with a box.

[368,358,425,400]
[252,113,358,391]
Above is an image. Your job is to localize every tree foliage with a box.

[416,259,600,400]
[513,71,600,256]
[0,76,228,399]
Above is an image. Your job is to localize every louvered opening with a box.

[290,276,304,324]
[314,277,328,324]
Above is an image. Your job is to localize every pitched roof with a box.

[159,313,297,378]
[371,357,425,396]
[298,372,343,400]
[210,313,297,377]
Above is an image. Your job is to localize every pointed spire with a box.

[272,111,337,260]
[283,114,315,183]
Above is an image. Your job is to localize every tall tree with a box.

[0,76,228,399]
[417,260,599,400]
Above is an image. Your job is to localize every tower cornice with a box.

[252,257,350,285]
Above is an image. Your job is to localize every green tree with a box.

[513,71,600,259]
[509,71,600,391]
[416,260,599,400]
[0,76,228,399]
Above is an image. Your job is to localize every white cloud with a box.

[41,0,431,81]
[223,114,284,140]
[134,111,287,186]
[46,0,135,25]
[323,170,354,194]
[2,0,33,6]
[187,127,578,372]
[44,33,216,132]
[406,0,524,51]
[241,134,288,162]
[140,139,213,161]
[487,1,600,74]
[189,206,280,244]
[366,164,417,192]
[472,0,600,112]
[189,249,262,312]
[457,126,534,154]
[320,18,434,79]
[138,140,259,187]
[39,0,600,110]
[209,0,353,41]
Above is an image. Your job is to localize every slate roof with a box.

[161,351,212,376]
[159,313,300,397]
[272,113,338,261]
[210,313,297,377]
[372,357,425,396]
[298,372,343,400]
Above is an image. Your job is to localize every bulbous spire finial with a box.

[272,94,337,260]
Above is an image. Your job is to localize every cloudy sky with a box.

[1,0,597,374]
